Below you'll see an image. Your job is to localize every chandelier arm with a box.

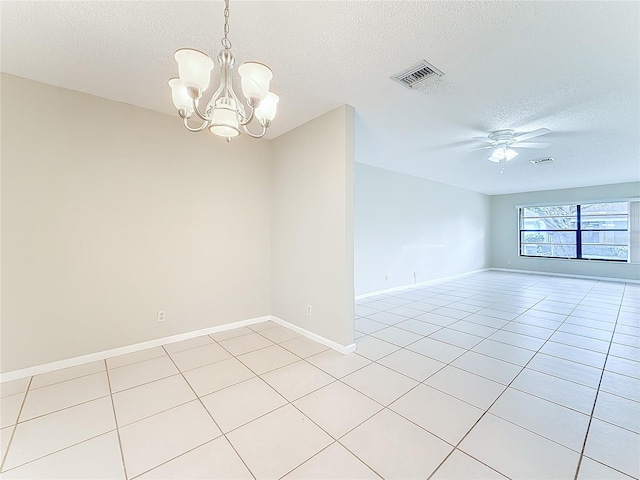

[183,116,209,132]
[241,123,267,138]
[191,96,213,122]
[237,103,256,126]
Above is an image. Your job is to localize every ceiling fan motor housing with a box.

[488,129,516,145]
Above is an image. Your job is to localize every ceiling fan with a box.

[471,128,551,173]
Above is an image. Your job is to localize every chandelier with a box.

[168,0,278,141]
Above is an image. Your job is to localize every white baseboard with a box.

[0,315,271,383]
[355,268,490,300]
[489,267,640,284]
[270,316,356,354]
[0,314,358,382]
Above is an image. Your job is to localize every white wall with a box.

[491,182,640,280]
[354,163,491,295]
[271,106,355,347]
[1,74,272,372]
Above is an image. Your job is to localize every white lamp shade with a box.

[210,102,240,138]
[255,92,279,122]
[488,147,505,162]
[168,79,193,114]
[489,146,518,162]
[238,62,273,101]
[505,148,518,161]
[174,49,214,91]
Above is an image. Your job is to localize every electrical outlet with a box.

[506,260,511,265]
[306,305,312,316]
[384,274,389,280]
[157,311,166,323]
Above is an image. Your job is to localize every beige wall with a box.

[491,182,640,280]
[354,163,491,295]
[1,74,272,372]
[271,106,355,347]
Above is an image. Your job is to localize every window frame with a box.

[518,202,630,263]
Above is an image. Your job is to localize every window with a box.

[519,202,629,262]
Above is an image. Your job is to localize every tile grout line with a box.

[106,350,168,372]
[217,340,363,479]
[9,393,113,426]
[287,401,382,477]
[127,437,232,480]
[25,367,106,392]
[273,369,392,480]
[318,320,630,403]
[215,326,391,479]
[108,331,314,401]
[158,344,258,480]
[372,285,627,375]
[0,431,120,474]
[105,326,360,453]
[0,376,33,472]
[360,312,515,375]
[572,284,625,480]
[333,302,520,476]
[357,285,540,478]
[276,440,385,480]
[0,374,120,474]
[363,300,537,352]
[425,280,600,480]
[334,441,388,480]
[105,359,129,480]
[360,285,574,385]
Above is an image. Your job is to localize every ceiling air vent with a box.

[530,157,555,165]
[391,60,445,89]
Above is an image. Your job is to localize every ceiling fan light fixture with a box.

[488,146,504,162]
[488,146,517,163]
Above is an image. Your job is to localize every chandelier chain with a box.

[221,0,232,50]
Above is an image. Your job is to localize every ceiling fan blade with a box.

[514,142,551,149]
[471,137,495,144]
[466,145,494,152]
[512,128,551,142]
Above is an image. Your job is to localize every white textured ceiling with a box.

[1,1,638,195]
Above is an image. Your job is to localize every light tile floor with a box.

[1,271,639,479]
